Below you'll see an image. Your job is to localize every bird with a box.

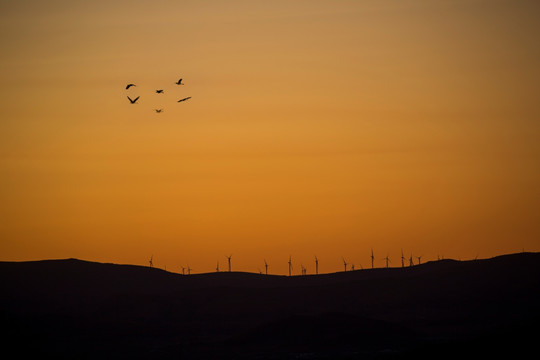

[125,84,136,89]
[155,109,163,113]
[177,96,191,102]
[127,96,140,104]
[155,89,164,94]
[175,78,184,85]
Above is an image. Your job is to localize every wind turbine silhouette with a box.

[409,254,414,267]
[417,255,422,265]
[226,254,232,272]
[351,264,355,271]
[371,249,375,269]
[384,254,391,269]
[149,255,153,268]
[288,255,292,276]
[187,265,192,275]
[301,264,306,275]
[264,259,268,275]
[401,249,405,268]
[342,257,348,272]
[216,261,220,272]
[315,256,319,275]
[181,266,185,275]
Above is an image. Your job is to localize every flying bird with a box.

[127,96,140,104]
[125,84,136,89]
[177,96,191,102]
[156,89,164,94]
[155,109,163,113]
[175,78,184,85]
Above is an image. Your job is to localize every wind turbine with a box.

[216,262,220,272]
[226,254,232,272]
[187,265,192,275]
[342,257,348,272]
[384,254,391,269]
[417,255,422,265]
[149,255,153,268]
[409,254,414,267]
[264,259,268,275]
[401,249,405,268]
[301,264,306,275]
[288,255,292,276]
[371,249,375,269]
[351,264,355,271]
[181,266,185,275]
[315,256,319,275]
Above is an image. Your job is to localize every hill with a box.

[1,253,540,359]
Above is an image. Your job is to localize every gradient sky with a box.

[1,0,539,274]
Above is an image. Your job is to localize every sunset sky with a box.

[1,0,539,274]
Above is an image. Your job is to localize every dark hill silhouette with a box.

[1,253,539,359]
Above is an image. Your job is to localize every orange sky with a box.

[1,0,539,274]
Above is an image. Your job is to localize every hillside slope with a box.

[1,253,539,359]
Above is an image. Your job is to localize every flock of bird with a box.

[125,77,191,113]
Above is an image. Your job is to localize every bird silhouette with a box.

[177,96,191,102]
[156,89,164,94]
[175,78,184,85]
[125,84,136,89]
[155,109,163,113]
[127,96,140,104]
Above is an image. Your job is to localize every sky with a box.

[1,0,539,274]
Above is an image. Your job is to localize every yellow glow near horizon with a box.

[1,0,539,274]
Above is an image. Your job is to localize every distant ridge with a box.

[1,252,539,359]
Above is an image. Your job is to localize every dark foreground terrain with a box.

[1,252,539,359]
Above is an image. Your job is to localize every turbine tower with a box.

[401,249,405,268]
[315,256,319,275]
[181,266,185,275]
[384,254,390,268]
[409,254,414,267]
[187,265,192,275]
[149,255,153,268]
[226,254,232,272]
[417,255,422,265]
[288,255,292,276]
[216,262,220,272]
[342,257,348,272]
[264,259,268,275]
[371,249,375,269]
